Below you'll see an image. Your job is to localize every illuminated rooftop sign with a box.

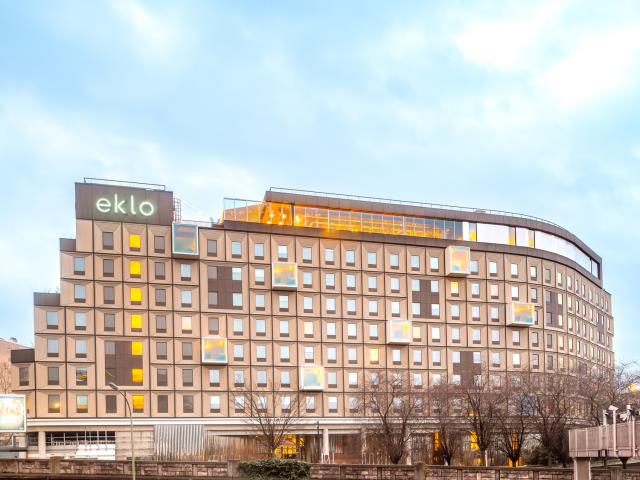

[76,182,174,225]
[96,194,154,216]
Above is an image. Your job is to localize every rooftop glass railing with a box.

[223,197,600,279]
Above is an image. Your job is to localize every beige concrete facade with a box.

[11,181,614,460]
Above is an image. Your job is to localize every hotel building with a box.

[11,179,614,461]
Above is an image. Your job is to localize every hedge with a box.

[237,459,310,479]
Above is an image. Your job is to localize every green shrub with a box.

[237,459,310,480]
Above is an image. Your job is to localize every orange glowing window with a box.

[129,234,141,249]
[131,368,143,384]
[130,260,141,276]
[130,287,142,303]
[131,341,143,356]
[131,314,142,331]
[132,394,144,412]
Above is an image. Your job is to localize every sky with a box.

[0,0,639,361]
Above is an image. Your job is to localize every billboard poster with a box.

[172,224,199,256]
[0,395,26,433]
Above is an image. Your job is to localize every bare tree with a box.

[238,386,301,459]
[362,371,427,464]
[460,367,502,466]
[430,381,464,466]
[0,362,12,394]
[581,362,640,426]
[523,370,577,467]
[494,376,531,467]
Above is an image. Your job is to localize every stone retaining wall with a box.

[1,458,638,480]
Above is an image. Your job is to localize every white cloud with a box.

[535,25,640,109]
[109,0,183,63]
[454,2,567,71]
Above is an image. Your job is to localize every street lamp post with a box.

[109,383,135,480]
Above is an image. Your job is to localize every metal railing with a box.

[83,177,166,191]
[268,187,565,230]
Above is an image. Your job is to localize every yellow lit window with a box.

[130,260,141,276]
[131,368,143,384]
[130,287,142,303]
[370,348,379,363]
[132,394,144,412]
[131,341,143,356]
[129,234,141,249]
[131,314,142,331]
[451,281,459,295]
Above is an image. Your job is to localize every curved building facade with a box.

[12,180,614,461]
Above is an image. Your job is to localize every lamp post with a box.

[609,405,619,458]
[109,383,135,480]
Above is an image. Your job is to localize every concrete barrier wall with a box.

[0,459,636,480]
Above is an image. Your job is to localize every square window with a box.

[132,395,144,413]
[75,367,88,386]
[181,290,192,307]
[470,260,479,274]
[232,293,243,307]
[48,394,60,413]
[130,260,141,277]
[131,314,142,332]
[429,257,439,271]
[279,295,289,311]
[325,248,335,263]
[369,324,378,339]
[47,366,59,385]
[131,341,143,356]
[326,273,335,288]
[102,231,114,250]
[390,277,400,292]
[74,284,86,302]
[277,245,288,260]
[431,326,440,341]
[232,267,242,281]
[154,235,165,253]
[180,263,191,280]
[302,246,312,262]
[130,287,142,304]
[279,319,289,336]
[254,242,264,259]
[103,258,114,277]
[326,297,336,312]
[390,253,399,268]
[345,250,356,265]
[129,234,141,250]
[207,239,218,256]
[46,311,58,328]
[411,255,420,270]
[73,256,85,274]
[489,261,497,275]
[132,368,143,384]
[181,316,192,333]
[367,251,377,266]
